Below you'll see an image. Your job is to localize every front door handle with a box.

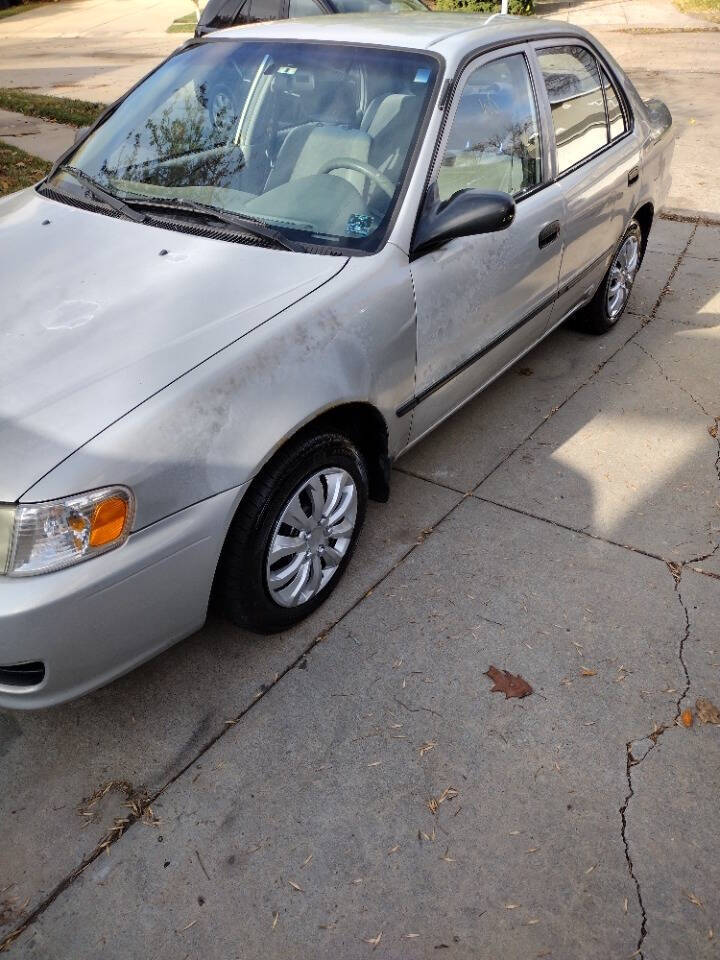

[628,165,640,186]
[538,220,560,249]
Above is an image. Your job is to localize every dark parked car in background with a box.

[195,0,427,36]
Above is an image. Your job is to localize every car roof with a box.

[213,12,592,63]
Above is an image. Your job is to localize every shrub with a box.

[433,0,535,14]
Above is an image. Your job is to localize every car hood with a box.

[0,189,347,502]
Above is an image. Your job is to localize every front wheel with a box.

[216,433,368,633]
[576,220,643,335]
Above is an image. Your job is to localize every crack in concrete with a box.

[611,225,701,960]
[633,341,711,418]
[619,565,693,960]
[621,742,648,959]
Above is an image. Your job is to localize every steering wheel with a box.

[317,157,395,199]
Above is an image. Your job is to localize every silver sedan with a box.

[0,12,673,707]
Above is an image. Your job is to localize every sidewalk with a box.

[0,0,191,102]
[0,107,73,162]
[537,0,716,27]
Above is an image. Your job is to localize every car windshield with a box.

[49,40,439,252]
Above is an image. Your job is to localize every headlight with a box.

[0,487,134,577]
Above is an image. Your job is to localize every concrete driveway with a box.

[2,2,720,958]
[1,217,719,958]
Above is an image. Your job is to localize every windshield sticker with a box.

[414,68,431,84]
[346,214,373,238]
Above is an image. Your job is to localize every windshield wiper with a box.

[55,165,147,223]
[121,196,297,252]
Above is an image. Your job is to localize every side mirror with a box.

[74,126,90,144]
[412,184,516,258]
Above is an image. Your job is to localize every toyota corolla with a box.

[0,13,673,707]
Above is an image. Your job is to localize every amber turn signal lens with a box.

[90,497,128,548]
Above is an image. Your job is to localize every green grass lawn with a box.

[0,88,105,127]
[675,0,720,20]
[0,141,50,196]
[167,12,197,32]
[0,1,50,21]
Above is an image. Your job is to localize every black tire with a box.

[575,219,643,335]
[216,432,368,633]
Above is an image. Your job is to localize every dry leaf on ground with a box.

[696,697,720,724]
[680,708,694,728]
[485,665,533,699]
[580,667,597,677]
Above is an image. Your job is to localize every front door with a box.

[406,46,564,442]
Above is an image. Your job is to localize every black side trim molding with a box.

[396,290,555,417]
[396,244,614,417]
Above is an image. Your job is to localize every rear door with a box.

[407,45,564,440]
[532,41,640,324]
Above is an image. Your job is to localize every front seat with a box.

[264,124,371,195]
[360,93,419,207]
[263,78,370,195]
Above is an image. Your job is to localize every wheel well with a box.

[634,202,654,256]
[302,403,391,502]
[263,403,390,504]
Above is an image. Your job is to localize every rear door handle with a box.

[628,165,640,186]
[538,220,560,249]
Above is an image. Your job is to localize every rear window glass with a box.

[601,65,627,139]
[538,45,608,173]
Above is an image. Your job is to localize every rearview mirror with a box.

[412,185,515,258]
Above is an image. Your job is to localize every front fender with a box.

[24,244,417,529]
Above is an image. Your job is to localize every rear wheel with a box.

[216,433,368,633]
[576,220,642,335]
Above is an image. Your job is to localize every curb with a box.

[660,207,720,226]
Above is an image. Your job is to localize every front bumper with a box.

[0,484,246,709]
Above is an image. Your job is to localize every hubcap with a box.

[265,468,358,608]
[606,233,640,320]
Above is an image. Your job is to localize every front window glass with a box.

[437,53,542,203]
[538,45,608,173]
[47,41,438,252]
